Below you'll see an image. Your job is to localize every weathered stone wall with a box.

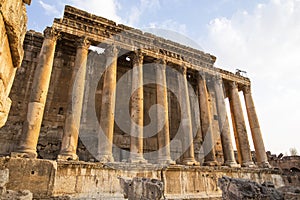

[0,157,285,199]
[268,154,300,187]
[0,0,30,127]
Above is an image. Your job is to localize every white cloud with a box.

[39,1,60,16]
[65,0,122,24]
[204,0,300,154]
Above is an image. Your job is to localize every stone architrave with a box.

[128,50,147,163]
[155,59,174,165]
[177,66,199,166]
[197,72,218,166]
[213,76,239,167]
[12,27,59,158]
[243,85,270,168]
[58,37,90,161]
[97,45,119,163]
[228,82,255,167]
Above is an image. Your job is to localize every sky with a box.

[26,0,300,155]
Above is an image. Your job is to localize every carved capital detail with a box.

[228,81,238,90]
[213,74,223,85]
[43,27,60,40]
[76,37,91,50]
[132,50,144,65]
[154,58,167,70]
[242,85,251,94]
[105,45,119,58]
[178,65,187,75]
[197,70,207,81]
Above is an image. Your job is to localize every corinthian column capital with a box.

[242,85,252,94]
[44,27,60,41]
[154,58,167,71]
[131,49,144,65]
[76,37,91,50]
[228,81,238,90]
[105,45,119,58]
[178,65,187,75]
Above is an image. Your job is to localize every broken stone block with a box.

[218,176,284,200]
[119,177,164,200]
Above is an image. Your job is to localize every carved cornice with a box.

[51,5,251,86]
[43,27,60,41]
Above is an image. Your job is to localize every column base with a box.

[181,158,200,166]
[57,153,79,161]
[128,155,147,164]
[97,154,114,163]
[157,157,176,165]
[242,161,256,168]
[11,150,37,159]
[224,161,241,168]
[257,161,271,168]
[203,161,219,166]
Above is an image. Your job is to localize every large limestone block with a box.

[0,0,28,68]
[0,169,9,188]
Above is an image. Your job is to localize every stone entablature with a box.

[53,5,250,86]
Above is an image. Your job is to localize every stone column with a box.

[213,76,239,167]
[58,37,90,161]
[155,59,174,165]
[97,45,119,163]
[12,27,59,158]
[228,82,255,167]
[177,66,199,166]
[242,85,270,168]
[128,50,147,163]
[198,73,218,166]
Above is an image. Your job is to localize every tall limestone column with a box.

[242,85,270,168]
[198,73,218,166]
[58,37,90,161]
[228,81,255,167]
[97,45,119,163]
[128,50,147,163]
[213,76,239,167]
[155,59,174,164]
[12,27,59,158]
[177,66,199,166]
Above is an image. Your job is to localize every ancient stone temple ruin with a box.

[0,5,287,199]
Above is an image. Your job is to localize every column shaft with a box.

[178,66,198,165]
[58,37,90,161]
[214,76,239,167]
[198,73,217,166]
[97,46,119,163]
[243,85,270,168]
[12,27,59,158]
[156,59,174,164]
[129,50,146,163]
[228,82,255,167]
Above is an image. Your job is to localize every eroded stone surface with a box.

[0,0,29,128]
[218,176,283,200]
[119,177,163,200]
